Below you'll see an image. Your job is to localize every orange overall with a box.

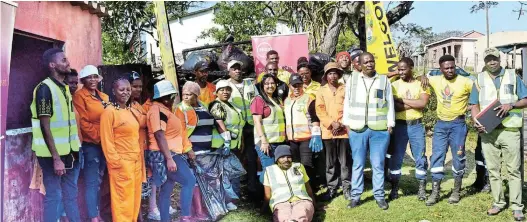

[100,106,145,222]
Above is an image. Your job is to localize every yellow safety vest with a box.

[476,69,523,128]
[284,94,311,141]
[266,163,312,211]
[254,97,286,144]
[176,101,208,137]
[30,78,80,157]
[211,100,246,149]
[222,79,257,126]
[347,73,389,131]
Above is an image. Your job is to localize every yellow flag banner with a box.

[365,1,399,74]
[154,1,180,104]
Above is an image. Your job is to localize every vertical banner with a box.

[153,1,180,104]
[0,1,17,220]
[365,1,399,74]
[251,33,309,75]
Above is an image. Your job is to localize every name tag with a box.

[376,89,385,99]
[504,84,514,94]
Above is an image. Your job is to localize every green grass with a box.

[220,131,527,222]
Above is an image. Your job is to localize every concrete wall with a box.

[474,31,527,72]
[461,41,476,69]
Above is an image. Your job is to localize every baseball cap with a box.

[349,48,364,61]
[194,61,210,71]
[153,80,177,99]
[215,80,232,92]
[79,65,103,80]
[289,74,303,86]
[484,48,500,59]
[227,60,243,69]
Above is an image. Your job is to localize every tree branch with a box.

[386,1,414,25]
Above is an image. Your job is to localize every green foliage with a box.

[422,90,438,132]
[199,2,278,42]
[102,32,143,65]
[336,29,359,53]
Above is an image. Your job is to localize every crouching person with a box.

[264,145,316,222]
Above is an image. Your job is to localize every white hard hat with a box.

[79,65,103,80]
[153,80,177,99]
[227,60,243,70]
[215,80,232,92]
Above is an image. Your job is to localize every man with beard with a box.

[343,52,394,210]
[470,48,527,221]
[30,48,82,222]
[258,50,291,84]
[193,61,216,106]
[263,145,316,222]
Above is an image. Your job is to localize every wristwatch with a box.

[510,103,516,109]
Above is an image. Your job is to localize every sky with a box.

[396,1,527,34]
[189,1,526,35]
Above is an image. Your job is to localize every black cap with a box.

[289,74,303,86]
[194,61,210,71]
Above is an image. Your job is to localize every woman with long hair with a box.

[251,74,287,183]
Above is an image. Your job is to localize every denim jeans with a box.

[349,128,390,201]
[159,155,196,221]
[255,143,284,183]
[81,142,106,218]
[388,122,428,180]
[430,118,468,181]
[38,155,81,222]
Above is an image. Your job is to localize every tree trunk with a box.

[320,6,345,56]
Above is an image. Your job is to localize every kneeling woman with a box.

[100,77,145,221]
[147,80,196,222]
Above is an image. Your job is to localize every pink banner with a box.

[251,33,309,75]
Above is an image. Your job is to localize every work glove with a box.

[309,126,323,153]
[221,131,232,156]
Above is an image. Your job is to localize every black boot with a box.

[343,185,351,201]
[481,176,491,193]
[448,177,463,204]
[389,178,400,200]
[417,180,427,201]
[470,166,486,191]
[426,180,441,206]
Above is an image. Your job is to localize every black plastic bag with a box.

[182,51,219,71]
[308,53,332,83]
[217,44,254,75]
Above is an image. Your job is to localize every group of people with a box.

[31,46,525,222]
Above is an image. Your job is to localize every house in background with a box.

[141,5,294,66]
[424,30,484,70]
[423,30,525,72]
[2,1,107,221]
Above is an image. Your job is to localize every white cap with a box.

[227,60,243,69]
[215,80,232,92]
[79,65,103,80]
[153,80,177,99]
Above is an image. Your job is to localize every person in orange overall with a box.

[73,65,110,222]
[100,77,145,222]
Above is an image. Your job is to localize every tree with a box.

[471,1,527,19]
[390,23,433,58]
[100,1,198,64]
[199,2,278,43]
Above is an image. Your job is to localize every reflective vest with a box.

[254,97,286,144]
[211,100,245,149]
[347,73,389,131]
[266,163,312,211]
[176,101,209,137]
[222,79,258,125]
[30,78,80,157]
[284,94,311,141]
[477,69,523,128]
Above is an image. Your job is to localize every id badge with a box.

[504,84,514,94]
[375,89,385,99]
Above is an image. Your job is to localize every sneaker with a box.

[170,206,177,215]
[514,210,526,221]
[227,202,238,211]
[147,208,161,221]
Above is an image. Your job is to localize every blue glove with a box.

[222,143,231,156]
[309,126,323,153]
